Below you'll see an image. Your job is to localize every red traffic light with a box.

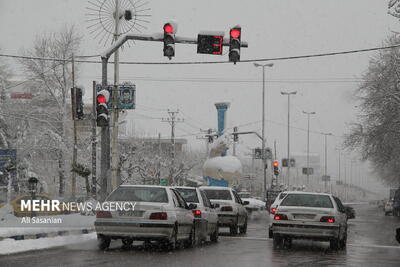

[230,28,241,39]
[273,161,279,167]
[164,23,174,34]
[97,94,107,104]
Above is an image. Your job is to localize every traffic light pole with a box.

[70,55,77,199]
[99,31,248,200]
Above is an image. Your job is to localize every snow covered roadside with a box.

[0,232,97,255]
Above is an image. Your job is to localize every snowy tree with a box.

[18,25,82,196]
[345,34,400,186]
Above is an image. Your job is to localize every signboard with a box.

[11,93,33,99]
[322,175,331,182]
[253,148,272,160]
[96,84,136,109]
[0,149,17,188]
[302,167,314,175]
[197,33,224,55]
[160,178,168,186]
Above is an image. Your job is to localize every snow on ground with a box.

[0,232,97,255]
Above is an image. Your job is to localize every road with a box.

[0,203,399,267]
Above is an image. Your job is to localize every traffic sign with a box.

[96,84,136,110]
[197,33,224,55]
[322,175,331,182]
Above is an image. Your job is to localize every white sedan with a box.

[271,192,348,250]
[95,185,195,250]
[175,186,219,243]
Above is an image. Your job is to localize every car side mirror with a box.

[243,201,250,206]
[187,203,197,210]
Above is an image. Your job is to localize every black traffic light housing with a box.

[75,87,84,120]
[207,128,214,143]
[163,22,177,59]
[96,89,110,127]
[229,26,241,64]
[233,126,238,142]
[273,161,279,176]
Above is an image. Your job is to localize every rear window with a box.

[280,194,333,208]
[175,188,199,203]
[203,189,232,200]
[107,187,168,203]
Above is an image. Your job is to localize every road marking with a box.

[222,236,400,250]
[348,243,400,250]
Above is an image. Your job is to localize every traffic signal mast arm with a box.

[230,131,264,142]
[100,32,248,59]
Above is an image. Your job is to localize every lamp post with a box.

[281,91,297,189]
[322,133,332,192]
[254,62,273,199]
[303,111,316,188]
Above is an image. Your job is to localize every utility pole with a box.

[303,111,316,187]
[111,0,121,192]
[254,63,274,199]
[322,133,332,192]
[91,81,97,199]
[162,110,183,185]
[70,54,77,199]
[281,91,297,189]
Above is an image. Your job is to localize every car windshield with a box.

[280,194,333,208]
[203,189,232,200]
[175,188,199,203]
[107,187,168,203]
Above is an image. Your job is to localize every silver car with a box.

[271,192,348,250]
[175,186,219,243]
[200,186,249,235]
[95,185,195,250]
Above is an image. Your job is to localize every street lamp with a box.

[254,62,274,200]
[322,132,333,192]
[303,111,316,187]
[281,91,297,189]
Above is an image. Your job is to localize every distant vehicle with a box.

[393,189,400,217]
[175,186,219,244]
[271,192,348,250]
[95,185,195,250]
[344,205,356,219]
[396,228,400,244]
[200,186,248,235]
[241,197,266,214]
[384,200,393,216]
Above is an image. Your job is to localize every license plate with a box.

[294,214,315,219]
[118,210,144,217]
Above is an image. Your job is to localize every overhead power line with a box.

[1,43,400,65]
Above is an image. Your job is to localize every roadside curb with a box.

[0,228,95,241]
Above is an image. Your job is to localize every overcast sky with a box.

[1,0,398,192]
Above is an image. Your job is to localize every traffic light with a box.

[273,161,279,176]
[75,87,84,120]
[254,148,262,159]
[229,26,241,64]
[233,126,238,142]
[163,22,177,59]
[207,128,213,143]
[96,89,110,127]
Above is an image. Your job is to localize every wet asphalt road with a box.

[0,203,399,267]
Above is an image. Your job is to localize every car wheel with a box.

[340,232,347,249]
[239,217,247,234]
[330,238,340,250]
[121,238,133,248]
[98,235,111,250]
[164,225,178,251]
[273,235,283,249]
[184,226,196,248]
[283,237,292,249]
[210,225,219,243]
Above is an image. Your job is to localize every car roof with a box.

[283,191,332,196]
[119,185,169,189]
[199,186,233,190]
[174,186,198,190]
